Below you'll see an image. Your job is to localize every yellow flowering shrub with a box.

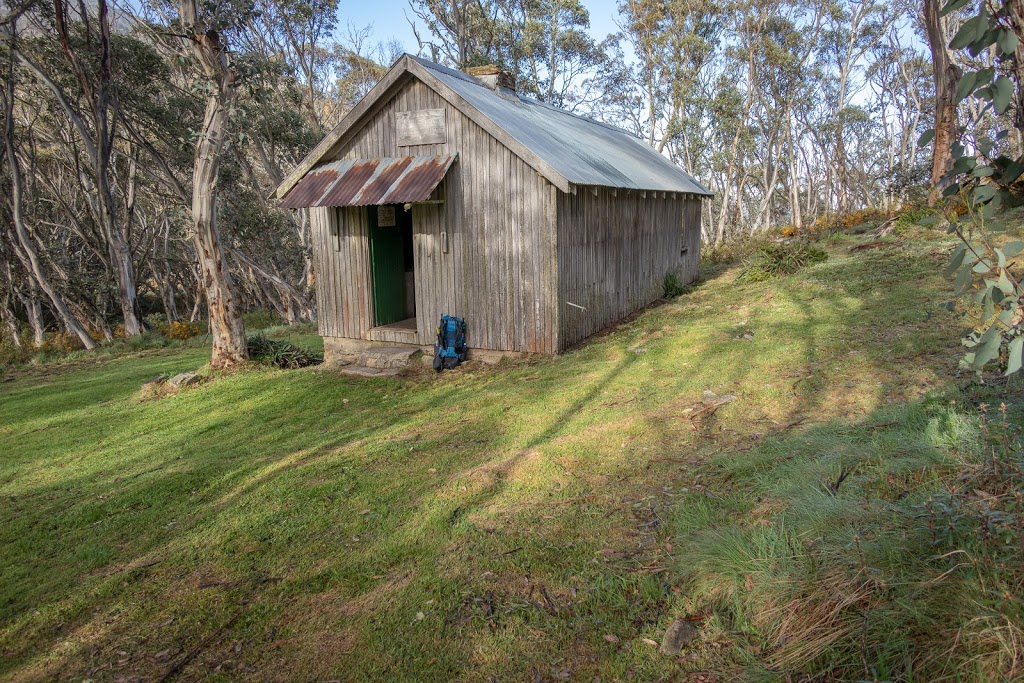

[157,321,202,340]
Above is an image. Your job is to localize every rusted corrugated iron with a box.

[279,155,455,209]
[279,168,340,208]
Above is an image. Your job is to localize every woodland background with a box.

[0,0,1001,364]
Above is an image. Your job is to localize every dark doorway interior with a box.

[368,204,416,327]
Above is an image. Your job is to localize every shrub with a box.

[37,331,84,354]
[663,272,687,298]
[157,320,202,340]
[736,242,828,283]
[246,333,322,369]
[244,309,284,330]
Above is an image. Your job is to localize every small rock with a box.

[141,376,164,387]
[660,619,698,655]
[702,390,737,405]
[168,372,201,388]
[603,634,619,643]
[634,347,647,354]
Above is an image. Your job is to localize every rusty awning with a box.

[279,154,456,209]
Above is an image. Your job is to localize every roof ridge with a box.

[407,54,637,140]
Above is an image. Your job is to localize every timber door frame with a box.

[367,204,415,328]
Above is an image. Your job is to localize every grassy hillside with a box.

[2,222,1022,682]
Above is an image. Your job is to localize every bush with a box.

[37,331,84,354]
[246,333,322,369]
[736,242,828,283]
[244,309,284,330]
[663,272,687,298]
[157,320,202,340]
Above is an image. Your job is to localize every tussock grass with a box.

[736,242,829,282]
[670,396,1024,680]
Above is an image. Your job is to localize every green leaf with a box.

[1008,336,1024,375]
[973,165,995,177]
[950,16,983,49]
[983,194,1003,217]
[1002,240,1024,258]
[956,71,979,102]
[1004,161,1024,183]
[945,243,967,276]
[918,129,935,148]
[973,185,997,203]
[955,263,973,293]
[998,29,1020,55]
[998,269,1015,295]
[973,259,993,273]
[970,28,1000,56]
[952,156,977,174]
[941,0,971,15]
[994,76,1014,114]
[974,325,1002,368]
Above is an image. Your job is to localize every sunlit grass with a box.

[1,227,1019,681]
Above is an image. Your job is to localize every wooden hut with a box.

[276,55,711,362]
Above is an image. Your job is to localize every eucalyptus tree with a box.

[173,0,249,367]
[923,0,963,203]
[12,0,145,335]
[925,0,1024,376]
[1,14,97,349]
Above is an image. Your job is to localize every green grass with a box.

[1,228,1022,682]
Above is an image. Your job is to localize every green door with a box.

[368,206,406,326]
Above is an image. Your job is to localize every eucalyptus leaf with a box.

[950,16,982,49]
[998,29,1020,55]
[994,76,1013,114]
[998,269,1015,296]
[1002,240,1024,258]
[1008,336,1023,376]
[955,264,973,293]
[956,71,978,102]
[940,0,971,15]
[945,244,967,276]
[973,185,996,203]
[974,325,1002,369]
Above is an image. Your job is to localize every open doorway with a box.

[368,204,416,330]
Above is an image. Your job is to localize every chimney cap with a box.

[463,64,516,92]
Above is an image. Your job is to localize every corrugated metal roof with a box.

[408,56,712,196]
[280,154,455,208]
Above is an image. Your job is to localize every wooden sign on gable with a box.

[396,109,446,146]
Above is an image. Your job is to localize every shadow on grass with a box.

[0,238,979,681]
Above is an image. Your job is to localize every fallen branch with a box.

[547,494,596,506]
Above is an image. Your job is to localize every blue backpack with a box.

[433,315,467,371]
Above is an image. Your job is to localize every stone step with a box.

[356,345,422,369]
[339,365,403,378]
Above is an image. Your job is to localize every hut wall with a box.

[556,190,702,350]
[311,78,560,354]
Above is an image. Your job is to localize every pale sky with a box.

[343,0,624,57]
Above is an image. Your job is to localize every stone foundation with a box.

[322,336,531,367]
